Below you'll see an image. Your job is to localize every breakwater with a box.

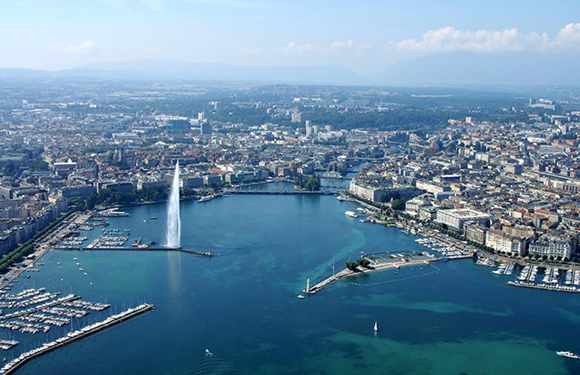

[508,280,580,293]
[0,303,155,375]
[54,247,213,257]
[304,256,438,295]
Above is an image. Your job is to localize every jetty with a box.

[304,252,438,295]
[0,303,155,375]
[53,246,213,257]
[508,280,580,293]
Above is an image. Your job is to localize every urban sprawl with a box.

[1,82,580,271]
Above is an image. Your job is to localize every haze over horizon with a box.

[1,0,580,85]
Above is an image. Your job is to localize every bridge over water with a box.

[231,190,338,195]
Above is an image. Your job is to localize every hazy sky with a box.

[1,0,579,73]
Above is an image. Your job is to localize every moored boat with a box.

[345,211,358,218]
[198,195,215,203]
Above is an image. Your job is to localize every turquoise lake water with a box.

[8,194,580,374]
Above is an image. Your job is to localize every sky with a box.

[1,0,580,74]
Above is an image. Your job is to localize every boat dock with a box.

[0,294,82,321]
[304,255,438,295]
[0,303,155,375]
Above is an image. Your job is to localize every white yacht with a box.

[345,211,358,218]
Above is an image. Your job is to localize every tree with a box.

[357,258,371,267]
[391,199,406,211]
[345,261,358,271]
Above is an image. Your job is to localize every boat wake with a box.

[196,352,245,375]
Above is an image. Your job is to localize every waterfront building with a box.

[203,174,222,185]
[349,179,420,203]
[349,180,387,202]
[485,229,527,256]
[528,236,575,259]
[465,223,487,245]
[97,182,133,193]
[137,179,169,191]
[418,206,438,221]
[180,176,203,188]
[405,198,432,216]
[436,208,491,232]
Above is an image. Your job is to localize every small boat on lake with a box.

[557,351,580,359]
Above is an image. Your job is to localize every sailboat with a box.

[374,321,378,332]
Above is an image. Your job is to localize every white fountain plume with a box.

[166,161,181,248]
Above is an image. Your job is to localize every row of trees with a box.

[0,211,74,274]
[70,187,170,211]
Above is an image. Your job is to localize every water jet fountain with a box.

[166,161,181,248]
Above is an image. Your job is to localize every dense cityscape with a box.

[3,0,580,373]
[2,79,580,373]
[1,82,580,264]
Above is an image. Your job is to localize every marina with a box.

[0,303,154,375]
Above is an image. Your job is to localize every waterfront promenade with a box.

[0,212,91,290]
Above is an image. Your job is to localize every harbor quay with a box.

[0,212,92,290]
[0,303,155,375]
[53,246,214,257]
[304,252,439,295]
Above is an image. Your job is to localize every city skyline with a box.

[1,0,579,78]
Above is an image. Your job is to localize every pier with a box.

[508,281,580,293]
[53,247,214,257]
[0,294,81,321]
[0,303,155,375]
[304,254,438,295]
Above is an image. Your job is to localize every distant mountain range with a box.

[0,52,578,86]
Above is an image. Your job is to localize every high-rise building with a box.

[305,120,312,137]
[200,122,212,136]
